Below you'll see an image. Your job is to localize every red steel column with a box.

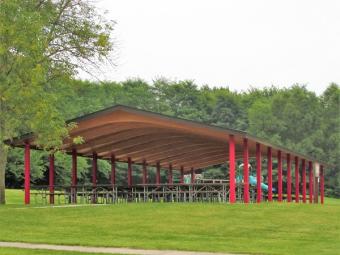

[110,154,116,185]
[314,174,319,204]
[295,156,299,203]
[243,138,250,203]
[92,152,98,188]
[256,143,262,203]
[180,166,184,184]
[71,149,77,203]
[302,159,306,203]
[267,147,273,202]
[72,149,77,186]
[309,161,313,203]
[190,168,195,184]
[142,160,147,185]
[128,157,132,187]
[92,152,98,203]
[24,142,31,205]
[320,165,324,205]
[49,154,55,204]
[229,135,236,203]
[278,150,283,202]
[168,164,173,185]
[286,153,292,202]
[156,161,161,185]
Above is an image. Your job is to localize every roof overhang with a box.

[7,105,328,171]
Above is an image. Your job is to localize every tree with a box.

[0,0,115,204]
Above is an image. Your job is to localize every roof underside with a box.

[10,105,325,172]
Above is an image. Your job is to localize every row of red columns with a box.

[24,139,324,205]
[228,135,324,204]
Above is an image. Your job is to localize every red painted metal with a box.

[142,160,148,185]
[156,161,161,185]
[302,159,306,203]
[256,143,261,203]
[314,175,319,204]
[295,156,299,203]
[286,153,292,202]
[278,150,283,202]
[243,138,250,203]
[309,161,313,203]
[190,167,195,184]
[49,154,55,204]
[24,142,30,205]
[168,164,173,184]
[92,152,98,187]
[71,149,77,203]
[92,152,98,203]
[320,165,324,205]
[72,149,77,186]
[229,135,236,203]
[111,154,116,185]
[267,147,273,202]
[128,157,132,187]
[180,166,184,184]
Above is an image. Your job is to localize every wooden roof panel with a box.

[7,105,328,170]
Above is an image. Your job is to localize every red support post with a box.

[229,135,236,203]
[111,154,116,185]
[180,166,184,184]
[309,161,313,203]
[190,168,195,184]
[320,165,324,205]
[286,153,292,202]
[156,161,161,185]
[142,160,147,185]
[302,159,306,203]
[24,142,30,205]
[314,175,319,204]
[72,149,77,186]
[92,152,98,188]
[256,143,262,203]
[278,150,283,202]
[295,156,299,203]
[71,149,77,203]
[49,154,55,204]
[243,138,250,203]
[128,157,132,187]
[267,147,273,202]
[92,152,98,204]
[168,164,173,185]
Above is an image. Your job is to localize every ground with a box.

[0,248,114,255]
[0,189,339,255]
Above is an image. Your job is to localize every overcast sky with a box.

[88,0,340,95]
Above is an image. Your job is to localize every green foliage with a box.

[0,0,115,203]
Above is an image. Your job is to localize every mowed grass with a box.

[5,189,25,205]
[0,247,123,255]
[0,190,340,255]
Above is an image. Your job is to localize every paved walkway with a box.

[0,242,238,255]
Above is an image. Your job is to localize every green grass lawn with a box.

[1,189,340,255]
[0,247,123,255]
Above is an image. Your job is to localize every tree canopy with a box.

[0,0,114,203]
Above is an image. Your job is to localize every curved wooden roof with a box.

[9,105,326,171]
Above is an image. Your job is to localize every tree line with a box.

[5,79,340,197]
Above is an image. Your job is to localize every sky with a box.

[87,0,340,95]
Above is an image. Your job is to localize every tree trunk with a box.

[0,142,8,204]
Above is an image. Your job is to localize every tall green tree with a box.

[0,0,114,204]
